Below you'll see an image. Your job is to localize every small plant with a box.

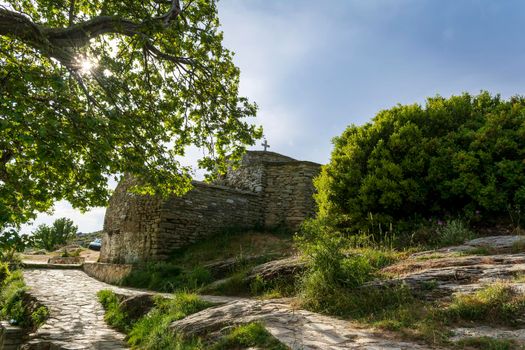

[436,219,474,247]
[31,306,49,328]
[455,336,517,350]
[250,274,266,296]
[511,239,525,254]
[97,290,131,333]
[211,322,288,350]
[445,283,525,326]
[508,204,523,233]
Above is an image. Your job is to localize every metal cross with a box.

[261,139,270,151]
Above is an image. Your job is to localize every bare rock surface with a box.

[171,298,442,349]
[375,236,525,299]
[246,256,306,281]
[21,236,525,349]
[373,235,525,345]
[451,326,525,345]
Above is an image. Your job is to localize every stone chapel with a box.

[100,151,321,264]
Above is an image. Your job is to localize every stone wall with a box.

[154,182,262,260]
[100,151,321,264]
[101,176,164,263]
[263,161,321,229]
[215,151,295,193]
[83,262,133,285]
[101,180,262,264]
[0,321,24,350]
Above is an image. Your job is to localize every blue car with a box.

[88,238,102,251]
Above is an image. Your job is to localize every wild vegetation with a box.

[315,92,524,237]
[122,229,293,293]
[31,218,78,251]
[0,262,48,330]
[285,92,525,349]
[97,290,286,350]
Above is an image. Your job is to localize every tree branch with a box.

[0,1,185,66]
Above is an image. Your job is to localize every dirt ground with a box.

[21,249,100,263]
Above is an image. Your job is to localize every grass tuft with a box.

[211,322,288,350]
[455,336,518,350]
[445,283,525,326]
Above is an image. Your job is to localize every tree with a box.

[31,217,78,251]
[0,0,261,229]
[315,92,525,235]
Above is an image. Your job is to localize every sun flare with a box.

[78,57,98,74]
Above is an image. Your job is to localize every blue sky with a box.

[21,0,525,234]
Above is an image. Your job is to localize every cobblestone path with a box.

[22,269,142,350]
[22,268,440,350]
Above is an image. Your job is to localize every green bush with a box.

[316,92,525,237]
[31,218,78,251]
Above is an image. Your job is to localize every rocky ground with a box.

[15,235,525,349]
[377,235,525,346]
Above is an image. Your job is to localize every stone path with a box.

[22,269,140,350]
[22,268,439,350]
[24,237,525,349]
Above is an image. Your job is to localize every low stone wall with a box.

[0,321,24,350]
[47,256,85,264]
[83,262,133,285]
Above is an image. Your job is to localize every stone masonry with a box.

[101,151,321,264]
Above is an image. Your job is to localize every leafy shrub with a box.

[31,218,78,251]
[316,92,525,237]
